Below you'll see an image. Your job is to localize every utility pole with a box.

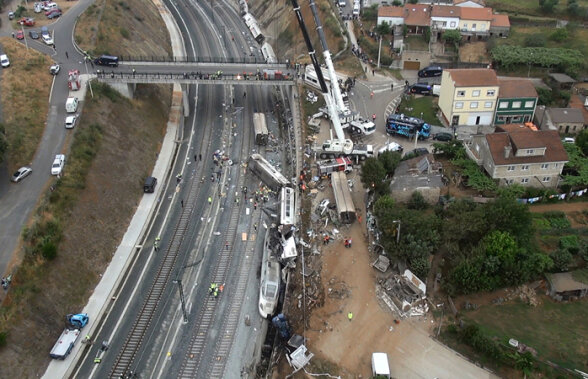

[173,280,188,323]
[377,36,382,69]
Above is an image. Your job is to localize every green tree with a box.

[562,143,588,186]
[408,0,418,3]
[407,191,428,210]
[376,21,391,36]
[524,33,547,47]
[576,129,588,156]
[360,158,388,195]
[378,151,401,176]
[550,28,569,42]
[392,0,402,5]
[482,196,534,245]
[539,0,559,13]
[567,0,580,15]
[441,29,461,47]
[433,140,465,158]
[551,248,573,271]
[536,87,553,106]
[483,231,518,266]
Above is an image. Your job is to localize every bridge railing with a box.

[118,55,288,64]
[95,71,295,82]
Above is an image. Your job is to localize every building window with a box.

[542,177,551,182]
[450,21,456,27]
[484,101,493,108]
[521,178,529,183]
[524,115,531,122]
[457,90,465,97]
[522,165,529,171]
[526,149,534,154]
[574,125,577,131]
[472,23,476,30]
[525,101,535,108]
[470,102,478,109]
[480,24,485,30]
[506,179,514,184]
[541,163,549,169]
[513,116,522,122]
[499,102,509,109]
[463,23,468,28]
[512,101,522,108]
[455,102,464,109]
[507,166,515,171]
[497,116,506,122]
[472,90,480,97]
[487,90,495,96]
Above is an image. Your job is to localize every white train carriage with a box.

[331,171,356,224]
[260,42,277,64]
[259,229,281,318]
[279,187,296,226]
[253,113,269,145]
[248,154,289,191]
[243,13,265,44]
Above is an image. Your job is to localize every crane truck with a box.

[302,1,375,136]
[291,0,374,160]
[50,313,89,359]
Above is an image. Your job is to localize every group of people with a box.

[209,283,224,298]
[1,275,11,290]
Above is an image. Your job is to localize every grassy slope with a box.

[0,0,172,375]
[0,38,52,170]
[466,298,588,369]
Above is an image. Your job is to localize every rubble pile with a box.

[376,269,429,318]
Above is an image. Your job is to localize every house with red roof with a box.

[465,123,568,188]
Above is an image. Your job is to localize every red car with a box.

[15,30,25,40]
[45,8,61,17]
[18,17,35,26]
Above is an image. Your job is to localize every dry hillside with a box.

[0,0,172,376]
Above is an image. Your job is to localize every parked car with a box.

[15,30,25,40]
[18,17,35,26]
[29,30,39,39]
[11,166,32,183]
[0,54,10,68]
[51,154,65,175]
[8,11,15,20]
[407,83,432,95]
[43,2,58,11]
[377,142,403,156]
[42,34,54,45]
[94,55,119,67]
[49,64,60,75]
[41,26,49,37]
[47,10,62,19]
[406,147,429,157]
[64,115,77,129]
[563,137,575,144]
[418,65,443,78]
[433,132,453,142]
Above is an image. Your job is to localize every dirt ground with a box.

[528,201,588,228]
[459,41,490,64]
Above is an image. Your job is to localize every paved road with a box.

[0,0,99,278]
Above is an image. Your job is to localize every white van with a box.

[338,0,346,6]
[65,97,79,113]
[352,4,360,15]
[378,142,403,156]
[43,2,58,11]
[371,353,391,378]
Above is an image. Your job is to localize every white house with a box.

[430,5,461,31]
[377,6,404,27]
[454,0,485,7]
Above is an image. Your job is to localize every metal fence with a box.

[431,62,490,69]
[118,55,288,64]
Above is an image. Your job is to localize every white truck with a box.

[317,157,353,176]
[349,118,376,135]
[50,313,89,359]
[371,352,391,378]
[315,139,374,161]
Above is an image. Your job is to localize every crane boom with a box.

[307,0,348,115]
[290,0,352,152]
